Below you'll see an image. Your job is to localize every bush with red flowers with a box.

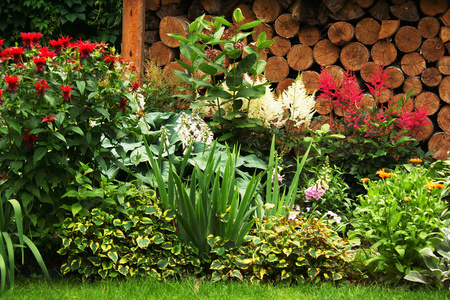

[0,33,144,246]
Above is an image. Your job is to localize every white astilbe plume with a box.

[175,112,214,154]
[279,74,316,129]
[243,74,286,128]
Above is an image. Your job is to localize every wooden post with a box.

[122,0,145,81]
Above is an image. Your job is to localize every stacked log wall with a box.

[144,0,450,160]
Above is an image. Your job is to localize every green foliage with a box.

[208,216,355,283]
[0,0,122,46]
[57,184,202,279]
[350,162,448,279]
[169,9,274,146]
[146,139,260,254]
[0,198,50,295]
[0,35,142,245]
[405,227,450,289]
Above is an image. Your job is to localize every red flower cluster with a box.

[38,47,56,59]
[49,36,72,54]
[8,47,24,62]
[19,32,43,48]
[0,39,4,48]
[35,79,49,95]
[104,54,118,69]
[205,48,221,60]
[118,98,127,112]
[33,56,47,72]
[1,172,8,180]
[60,85,72,101]
[42,114,56,123]
[131,81,140,91]
[75,40,97,58]
[23,129,38,148]
[4,74,19,92]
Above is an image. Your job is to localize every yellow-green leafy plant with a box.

[57,184,202,279]
[207,216,355,283]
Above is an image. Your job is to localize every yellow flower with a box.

[427,182,445,191]
[264,203,275,209]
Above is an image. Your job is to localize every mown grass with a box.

[2,275,448,300]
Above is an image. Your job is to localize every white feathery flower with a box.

[279,74,316,129]
[175,112,214,154]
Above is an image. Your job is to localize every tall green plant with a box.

[0,199,50,295]
[146,139,259,253]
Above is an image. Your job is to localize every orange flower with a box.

[426,182,445,191]
[410,158,423,163]
[362,178,369,182]
[376,169,392,178]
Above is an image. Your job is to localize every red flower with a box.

[19,32,43,48]
[49,36,72,54]
[7,47,24,62]
[1,172,8,180]
[4,75,19,92]
[38,47,56,59]
[104,54,118,69]
[75,41,97,58]
[131,81,140,91]
[0,89,2,104]
[118,98,127,112]
[33,56,47,72]
[42,114,56,123]
[0,39,4,48]
[35,79,49,95]
[60,85,73,101]
[22,129,38,148]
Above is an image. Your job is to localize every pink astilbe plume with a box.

[366,64,390,97]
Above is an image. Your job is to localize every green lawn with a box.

[3,275,448,300]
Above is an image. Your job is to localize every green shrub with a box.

[57,184,203,279]
[0,33,142,245]
[208,216,355,283]
[350,161,448,280]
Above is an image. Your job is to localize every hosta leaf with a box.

[118,265,129,276]
[333,272,344,281]
[90,241,100,254]
[324,250,337,258]
[61,263,71,275]
[308,267,320,280]
[250,276,260,285]
[88,256,102,266]
[172,244,182,255]
[281,270,290,280]
[211,271,223,282]
[108,252,118,263]
[98,269,108,278]
[276,260,289,268]
[62,237,72,247]
[136,236,151,248]
[283,248,292,256]
[211,260,225,270]
[154,235,164,244]
[296,257,309,267]
[268,254,278,263]
[113,219,123,227]
[122,221,134,231]
[114,229,125,239]
[161,242,173,250]
[102,260,113,270]
[157,259,169,269]
[230,269,243,281]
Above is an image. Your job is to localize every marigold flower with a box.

[376,168,392,178]
[42,114,56,123]
[362,178,369,182]
[409,158,423,163]
[426,182,445,191]
[60,85,73,101]
[4,75,19,92]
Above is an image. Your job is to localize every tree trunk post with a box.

[122,0,146,81]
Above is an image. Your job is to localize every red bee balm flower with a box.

[104,54,118,69]
[19,32,43,48]
[4,75,19,92]
[35,79,49,95]
[42,115,56,123]
[60,85,72,101]
[118,99,127,112]
[33,56,47,72]
[76,41,97,58]
[131,81,140,91]
[1,172,8,180]
[7,47,24,62]
[22,129,38,148]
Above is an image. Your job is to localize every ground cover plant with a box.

[0,7,449,297]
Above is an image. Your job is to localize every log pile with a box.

[144,0,450,160]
